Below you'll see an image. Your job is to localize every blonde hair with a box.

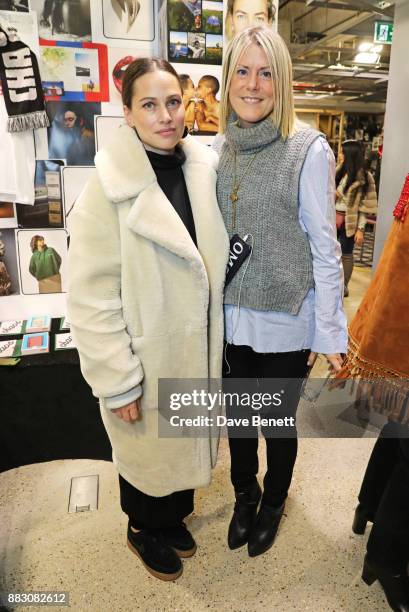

[220,26,297,139]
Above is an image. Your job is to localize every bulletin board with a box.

[0,0,278,320]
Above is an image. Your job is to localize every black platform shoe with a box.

[352,504,372,535]
[127,523,183,581]
[228,481,262,550]
[160,523,197,558]
[247,502,285,558]
[362,554,409,612]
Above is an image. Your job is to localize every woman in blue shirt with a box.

[215,26,348,558]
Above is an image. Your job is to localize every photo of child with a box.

[178,71,220,134]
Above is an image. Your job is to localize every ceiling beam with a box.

[345,0,394,18]
[289,11,376,59]
[286,0,394,18]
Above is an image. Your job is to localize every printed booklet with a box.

[55,333,75,351]
[0,320,27,335]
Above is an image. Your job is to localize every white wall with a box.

[373,0,409,267]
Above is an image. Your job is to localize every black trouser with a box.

[223,343,310,508]
[119,474,194,530]
[337,226,355,255]
[358,422,409,573]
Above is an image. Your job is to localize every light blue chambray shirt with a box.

[223,136,348,355]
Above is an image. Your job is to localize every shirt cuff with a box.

[311,331,348,356]
[104,385,143,411]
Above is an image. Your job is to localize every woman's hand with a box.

[112,398,141,422]
[307,352,344,372]
[354,229,364,247]
[307,351,318,367]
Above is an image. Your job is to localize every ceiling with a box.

[278,0,395,111]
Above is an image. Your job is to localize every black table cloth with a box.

[0,318,112,472]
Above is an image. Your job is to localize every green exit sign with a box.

[374,21,394,44]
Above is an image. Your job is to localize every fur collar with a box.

[95,124,217,203]
[94,124,226,272]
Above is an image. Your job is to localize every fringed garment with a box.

[336,174,409,425]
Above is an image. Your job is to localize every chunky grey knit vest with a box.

[217,116,321,314]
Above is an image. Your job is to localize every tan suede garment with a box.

[337,209,409,424]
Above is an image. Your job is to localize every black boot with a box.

[227,481,261,550]
[362,554,409,611]
[160,523,197,558]
[352,503,372,535]
[127,523,183,581]
[247,502,285,557]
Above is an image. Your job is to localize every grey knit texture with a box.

[217,116,321,314]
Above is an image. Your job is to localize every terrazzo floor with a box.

[1,267,391,612]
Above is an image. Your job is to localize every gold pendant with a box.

[230,190,238,204]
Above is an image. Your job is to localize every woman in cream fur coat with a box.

[67,58,229,581]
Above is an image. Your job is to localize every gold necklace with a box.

[230,150,259,230]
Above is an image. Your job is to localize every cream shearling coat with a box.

[67,125,229,496]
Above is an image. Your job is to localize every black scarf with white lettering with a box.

[0,25,49,132]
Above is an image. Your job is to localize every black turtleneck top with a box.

[145,146,197,247]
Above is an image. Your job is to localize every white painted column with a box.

[373,0,409,267]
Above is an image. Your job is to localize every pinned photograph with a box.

[108,47,150,105]
[202,1,222,35]
[224,0,278,42]
[0,9,40,57]
[205,33,222,64]
[40,42,109,102]
[102,0,155,41]
[21,332,50,355]
[30,0,92,41]
[178,68,220,134]
[46,101,100,165]
[0,338,21,357]
[94,115,124,152]
[55,331,75,350]
[0,319,26,335]
[61,165,94,219]
[16,228,68,295]
[16,160,65,229]
[0,229,20,296]
[0,0,29,12]
[168,0,202,33]
[0,202,17,229]
[187,32,205,60]
[26,314,52,333]
[169,30,188,60]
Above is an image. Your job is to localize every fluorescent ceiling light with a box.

[359,42,373,52]
[354,52,380,64]
[328,62,349,70]
[355,42,383,64]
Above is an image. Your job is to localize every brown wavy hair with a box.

[30,235,46,252]
[122,57,182,109]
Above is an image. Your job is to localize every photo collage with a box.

[167,0,223,65]
[0,0,156,304]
